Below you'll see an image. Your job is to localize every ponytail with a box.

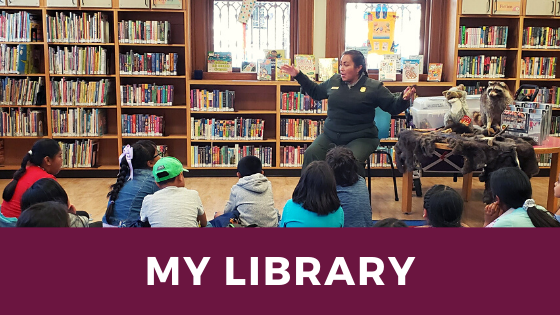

[527,206,560,227]
[2,139,60,202]
[105,158,131,220]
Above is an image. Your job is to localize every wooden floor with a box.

[0,176,554,227]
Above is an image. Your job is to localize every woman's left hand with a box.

[402,86,416,101]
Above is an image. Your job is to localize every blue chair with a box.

[368,107,399,201]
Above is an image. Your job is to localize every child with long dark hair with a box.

[103,140,162,227]
[1,139,62,218]
[279,161,344,227]
[485,167,560,227]
[423,185,464,227]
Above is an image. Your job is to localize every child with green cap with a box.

[139,156,207,227]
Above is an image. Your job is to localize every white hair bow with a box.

[119,145,134,180]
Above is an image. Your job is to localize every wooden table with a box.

[401,137,560,214]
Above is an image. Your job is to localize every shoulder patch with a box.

[331,86,339,90]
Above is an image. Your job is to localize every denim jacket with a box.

[102,168,159,227]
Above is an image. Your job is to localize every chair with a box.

[367,107,399,202]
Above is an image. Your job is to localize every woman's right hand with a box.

[280,64,300,77]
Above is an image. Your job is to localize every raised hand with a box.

[280,64,300,77]
[402,85,416,101]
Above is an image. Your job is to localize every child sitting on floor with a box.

[422,185,464,227]
[219,156,278,227]
[16,201,70,227]
[140,157,206,227]
[554,171,560,222]
[279,161,344,227]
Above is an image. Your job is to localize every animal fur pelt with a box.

[395,130,539,204]
[477,81,514,134]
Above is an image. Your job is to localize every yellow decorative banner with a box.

[367,11,397,55]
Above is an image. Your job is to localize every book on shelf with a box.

[264,49,286,59]
[280,118,324,140]
[119,51,178,76]
[459,26,508,48]
[402,59,419,83]
[121,84,174,106]
[241,61,256,73]
[427,63,443,82]
[536,153,552,167]
[294,55,316,80]
[318,58,338,81]
[123,144,167,156]
[0,108,44,136]
[50,78,111,106]
[58,139,99,168]
[191,144,273,168]
[550,116,560,135]
[379,60,396,82]
[0,11,42,43]
[408,55,424,74]
[190,117,264,140]
[381,117,408,140]
[520,57,557,79]
[280,145,307,167]
[51,108,107,137]
[0,77,45,105]
[121,114,165,137]
[118,20,171,44]
[48,46,109,75]
[369,146,396,168]
[0,44,41,74]
[522,27,559,49]
[0,139,3,164]
[275,58,291,81]
[280,91,328,113]
[464,83,486,95]
[190,89,235,111]
[456,55,506,78]
[257,59,274,81]
[46,12,110,43]
[207,52,232,73]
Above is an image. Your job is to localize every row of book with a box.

[522,27,560,49]
[369,146,397,168]
[0,11,42,42]
[190,145,273,168]
[280,145,306,167]
[520,57,557,79]
[59,139,99,168]
[537,153,552,167]
[51,108,107,137]
[50,78,111,106]
[518,87,559,104]
[464,84,486,95]
[385,118,407,140]
[118,20,171,44]
[190,89,235,111]
[0,44,40,74]
[46,12,110,43]
[0,108,44,136]
[280,118,324,140]
[120,84,174,106]
[456,55,507,78]
[280,92,328,113]
[190,117,265,140]
[458,26,508,48]
[122,114,165,136]
[48,46,109,75]
[549,115,560,136]
[0,77,45,105]
[119,51,179,76]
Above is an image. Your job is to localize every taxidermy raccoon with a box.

[478,81,513,134]
[443,84,473,134]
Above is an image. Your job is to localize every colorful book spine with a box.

[48,46,108,75]
[190,117,265,140]
[369,146,397,168]
[190,89,235,111]
[120,84,174,106]
[279,92,328,113]
[50,78,110,106]
[46,12,110,43]
[121,114,165,136]
[383,118,407,140]
[279,118,324,140]
[536,153,552,167]
[119,51,178,76]
[190,145,273,167]
[58,139,99,168]
[0,11,42,42]
[0,108,44,136]
[118,20,171,44]
[459,26,508,48]
[522,27,560,48]
[456,55,507,78]
[464,84,487,95]
[0,77,45,105]
[280,145,307,167]
[51,108,107,137]
[520,57,557,79]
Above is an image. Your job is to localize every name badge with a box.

[331,86,339,90]
[360,87,366,92]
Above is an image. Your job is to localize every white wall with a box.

[313,0,327,58]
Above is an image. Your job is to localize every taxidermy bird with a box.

[477,81,513,135]
[442,84,473,134]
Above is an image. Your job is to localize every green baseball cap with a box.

[153,157,189,183]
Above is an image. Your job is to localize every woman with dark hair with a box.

[16,201,70,227]
[325,146,372,227]
[21,178,88,227]
[423,185,464,227]
[485,167,560,227]
[279,161,343,227]
[281,50,416,175]
[1,139,63,218]
[103,140,162,227]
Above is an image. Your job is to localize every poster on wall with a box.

[367,4,397,55]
